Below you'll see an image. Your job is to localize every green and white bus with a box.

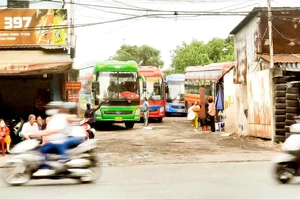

[79,60,146,129]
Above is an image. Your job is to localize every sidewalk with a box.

[0,150,278,168]
[0,154,11,167]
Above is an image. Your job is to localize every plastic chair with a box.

[218,122,225,132]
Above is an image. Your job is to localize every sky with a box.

[1,0,298,70]
[71,0,300,70]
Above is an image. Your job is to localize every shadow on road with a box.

[95,123,127,131]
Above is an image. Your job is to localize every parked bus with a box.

[184,62,234,111]
[138,66,167,122]
[165,74,186,116]
[80,60,145,129]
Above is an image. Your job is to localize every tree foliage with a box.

[162,68,175,79]
[171,38,234,73]
[112,44,164,68]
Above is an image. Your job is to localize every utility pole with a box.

[70,0,75,58]
[267,0,276,143]
[267,0,274,68]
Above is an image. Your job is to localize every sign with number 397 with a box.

[0,9,68,45]
[4,17,32,29]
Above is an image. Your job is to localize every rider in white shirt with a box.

[33,101,81,176]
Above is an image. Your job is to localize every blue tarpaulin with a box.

[215,85,224,111]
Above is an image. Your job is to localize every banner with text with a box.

[0,9,68,45]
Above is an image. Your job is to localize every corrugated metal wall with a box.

[247,70,272,138]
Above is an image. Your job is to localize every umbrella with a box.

[215,85,224,111]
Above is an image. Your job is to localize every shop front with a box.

[0,8,74,120]
[0,49,73,119]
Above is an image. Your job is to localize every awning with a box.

[261,54,300,72]
[0,50,73,75]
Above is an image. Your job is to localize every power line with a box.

[0,11,249,32]
[77,19,141,41]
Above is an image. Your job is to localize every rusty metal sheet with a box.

[247,70,272,139]
[233,45,247,84]
[260,10,300,54]
[262,54,300,63]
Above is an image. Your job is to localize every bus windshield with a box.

[167,81,184,101]
[140,77,164,100]
[97,71,139,100]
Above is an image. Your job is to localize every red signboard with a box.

[68,93,79,102]
[66,82,81,90]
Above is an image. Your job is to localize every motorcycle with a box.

[273,116,300,184]
[1,138,101,186]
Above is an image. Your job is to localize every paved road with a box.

[1,161,300,199]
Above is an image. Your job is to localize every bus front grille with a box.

[104,111,133,115]
[171,105,185,109]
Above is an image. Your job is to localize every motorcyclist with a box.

[33,101,81,176]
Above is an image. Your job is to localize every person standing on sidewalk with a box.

[192,101,201,132]
[141,97,149,127]
[207,97,216,132]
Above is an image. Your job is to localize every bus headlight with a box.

[165,104,169,110]
[159,107,165,112]
[96,109,102,117]
[135,109,140,115]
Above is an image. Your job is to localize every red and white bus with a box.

[138,66,167,122]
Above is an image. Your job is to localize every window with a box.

[140,77,164,100]
[167,81,185,101]
[185,79,199,94]
[96,71,139,100]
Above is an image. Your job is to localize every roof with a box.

[230,7,300,35]
[138,66,163,77]
[261,54,300,63]
[166,74,185,82]
[0,44,72,49]
[261,54,300,72]
[0,50,72,75]
[186,62,234,72]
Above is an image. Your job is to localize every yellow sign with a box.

[115,117,122,121]
[178,109,182,113]
[146,77,159,83]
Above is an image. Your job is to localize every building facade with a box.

[0,0,76,119]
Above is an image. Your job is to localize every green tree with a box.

[171,38,234,73]
[171,40,211,73]
[112,44,164,68]
[162,68,175,79]
[112,45,139,63]
[206,38,234,63]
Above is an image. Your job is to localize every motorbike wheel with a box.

[88,130,95,139]
[1,162,31,186]
[79,153,101,184]
[274,163,296,184]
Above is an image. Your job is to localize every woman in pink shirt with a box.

[207,97,216,132]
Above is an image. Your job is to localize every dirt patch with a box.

[95,117,281,166]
